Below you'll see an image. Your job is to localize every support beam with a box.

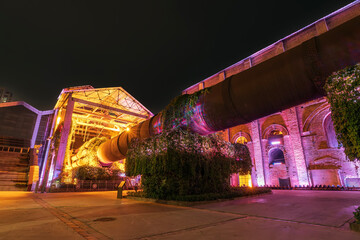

[30,114,42,148]
[72,97,149,119]
[53,97,75,180]
[73,109,131,124]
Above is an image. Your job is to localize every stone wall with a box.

[224,97,360,187]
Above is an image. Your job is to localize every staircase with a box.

[0,151,29,191]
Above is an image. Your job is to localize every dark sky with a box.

[0,0,355,114]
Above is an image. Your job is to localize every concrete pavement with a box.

[0,190,360,239]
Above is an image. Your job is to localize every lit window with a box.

[239,174,252,187]
[236,136,248,144]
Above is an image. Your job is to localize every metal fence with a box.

[49,178,139,192]
[0,145,30,153]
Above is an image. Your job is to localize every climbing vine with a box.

[162,88,208,130]
[325,63,360,161]
[126,128,252,199]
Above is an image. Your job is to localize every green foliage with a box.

[127,187,271,202]
[162,89,208,130]
[72,165,121,180]
[354,206,360,224]
[126,128,252,199]
[325,64,360,160]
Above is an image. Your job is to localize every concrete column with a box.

[30,113,42,148]
[262,139,271,185]
[37,110,58,192]
[250,120,265,186]
[283,135,300,186]
[284,107,310,186]
[53,97,74,180]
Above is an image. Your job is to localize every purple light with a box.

[188,102,213,135]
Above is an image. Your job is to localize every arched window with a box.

[268,130,284,145]
[269,148,285,165]
[269,130,283,136]
[235,136,248,145]
[232,131,251,144]
[324,114,339,148]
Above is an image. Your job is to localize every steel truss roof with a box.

[55,85,153,136]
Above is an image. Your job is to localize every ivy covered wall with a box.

[126,128,252,199]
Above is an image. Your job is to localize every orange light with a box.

[126,127,130,132]
[56,116,61,125]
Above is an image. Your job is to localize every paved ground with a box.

[1,190,360,240]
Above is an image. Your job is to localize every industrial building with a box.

[0,86,152,191]
[0,2,359,191]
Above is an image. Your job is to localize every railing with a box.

[49,178,139,192]
[0,145,30,154]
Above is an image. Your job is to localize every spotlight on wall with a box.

[271,141,281,145]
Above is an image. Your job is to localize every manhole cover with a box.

[93,217,116,222]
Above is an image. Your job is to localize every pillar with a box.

[284,107,310,186]
[250,120,265,186]
[53,97,74,180]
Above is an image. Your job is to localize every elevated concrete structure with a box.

[183,1,360,187]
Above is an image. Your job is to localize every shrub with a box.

[325,64,360,160]
[127,187,271,202]
[72,165,120,180]
[126,128,252,199]
[354,206,360,224]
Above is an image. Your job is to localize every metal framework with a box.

[55,86,153,139]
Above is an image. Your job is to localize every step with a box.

[0,180,27,185]
[0,172,27,181]
[0,185,27,191]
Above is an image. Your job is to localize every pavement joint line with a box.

[133,216,247,240]
[144,199,342,230]
[144,200,248,217]
[338,216,355,228]
[140,198,353,230]
[192,207,354,231]
[31,195,112,240]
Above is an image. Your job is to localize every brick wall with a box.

[221,97,360,187]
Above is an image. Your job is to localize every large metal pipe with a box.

[98,16,360,163]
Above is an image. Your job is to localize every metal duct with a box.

[97,16,360,163]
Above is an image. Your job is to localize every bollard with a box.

[117,188,123,199]
[117,181,126,199]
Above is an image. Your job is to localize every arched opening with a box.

[269,148,285,165]
[268,148,290,187]
[268,130,284,146]
[324,114,339,148]
[231,132,252,187]
[235,136,248,145]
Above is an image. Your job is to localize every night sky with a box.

[0,0,355,114]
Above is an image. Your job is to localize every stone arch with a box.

[262,124,288,139]
[323,112,339,148]
[268,148,285,165]
[261,114,286,134]
[267,146,291,186]
[303,102,330,132]
[232,131,252,144]
[267,145,288,162]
